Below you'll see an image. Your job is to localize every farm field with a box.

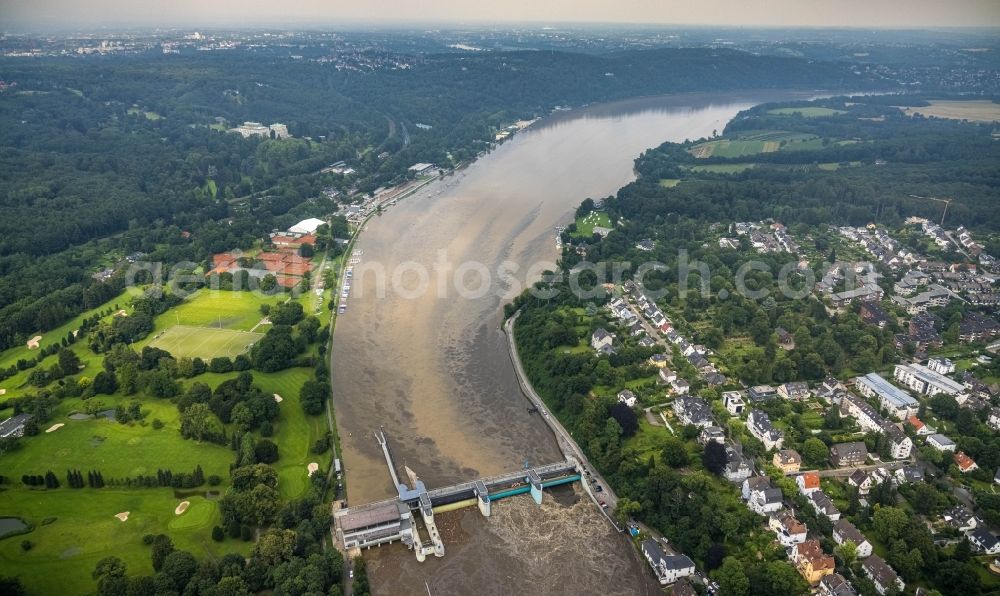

[688,130,821,158]
[147,325,263,360]
[767,106,846,117]
[900,100,1000,122]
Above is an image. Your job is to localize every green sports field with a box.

[147,325,264,360]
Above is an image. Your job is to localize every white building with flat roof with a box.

[855,373,920,420]
[893,363,964,397]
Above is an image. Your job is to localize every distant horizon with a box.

[3,0,999,30]
[4,20,1000,36]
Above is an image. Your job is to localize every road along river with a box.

[329,90,817,594]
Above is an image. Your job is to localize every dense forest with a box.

[0,46,884,354]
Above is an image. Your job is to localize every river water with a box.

[329,90,810,594]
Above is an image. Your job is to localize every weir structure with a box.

[333,429,582,559]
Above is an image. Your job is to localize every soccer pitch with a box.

[148,325,264,360]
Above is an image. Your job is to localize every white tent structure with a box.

[289,218,326,234]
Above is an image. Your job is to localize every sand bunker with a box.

[273,394,283,403]
[307,462,319,476]
[115,512,129,522]
[175,501,190,515]
[45,423,64,433]
[26,336,42,349]
[0,389,5,395]
[114,310,128,317]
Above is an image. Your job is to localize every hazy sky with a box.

[3,0,999,29]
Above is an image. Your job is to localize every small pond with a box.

[0,517,29,538]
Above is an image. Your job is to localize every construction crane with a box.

[908,194,952,226]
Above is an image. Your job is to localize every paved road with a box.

[504,311,623,531]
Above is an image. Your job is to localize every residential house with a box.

[617,390,638,408]
[819,573,858,596]
[830,442,868,468]
[906,416,934,436]
[671,379,690,395]
[796,472,820,496]
[741,476,772,501]
[641,539,696,585]
[723,391,745,416]
[793,540,836,585]
[748,385,779,402]
[833,519,873,558]
[927,357,956,375]
[840,394,884,433]
[591,328,616,354]
[895,465,925,485]
[770,511,808,546]
[673,396,714,428]
[817,377,847,403]
[859,302,892,328]
[891,284,952,315]
[648,354,669,369]
[970,529,1000,555]
[883,423,913,459]
[658,368,678,384]
[807,490,842,521]
[848,469,874,495]
[927,433,956,452]
[989,408,1000,432]
[777,327,795,349]
[778,382,810,400]
[724,451,753,483]
[698,426,726,446]
[959,312,1000,343]
[747,410,784,451]
[830,284,884,309]
[862,555,904,595]
[943,506,980,532]
[773,449,802,474]
[955,451,978,473]
[749,487,784,516]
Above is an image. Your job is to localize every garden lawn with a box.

[573,211,612,238]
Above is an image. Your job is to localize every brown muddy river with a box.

[329,91,811,594]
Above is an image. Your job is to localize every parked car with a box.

[595,485,603,492]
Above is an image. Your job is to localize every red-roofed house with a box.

[907,416,933,436]
[956,452,979,473]
[796,472,821,496]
